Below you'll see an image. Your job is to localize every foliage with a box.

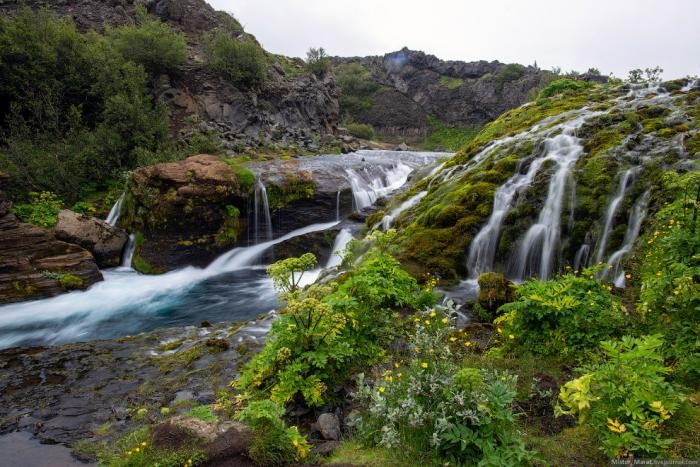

[345,122,375,140]
[495,267,626,358]
[335,63,381,120]
[556,335,685,458]
[439,75,464,90]
[635,171,700,384]
[422,116,479,151]
[628,66,664,84]
[305,47,330,76]
[0,8,170,202]
[107,5,186,75]
[498,63,527,82]
[220,157,255,192]
[236,400,311,464]
[185,404,217,422]
[473,272,515,322]
[352,306,535,465]
[12,191,63,227]
[267,252,318,295]
[202,31,267,88]
[536,79,592,99]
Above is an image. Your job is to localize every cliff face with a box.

[332,48,556,140]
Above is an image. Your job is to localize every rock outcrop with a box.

[54,210,128,267]
[122,154,249,271]
[0,189,102,304]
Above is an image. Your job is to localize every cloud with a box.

[210,0,700,79]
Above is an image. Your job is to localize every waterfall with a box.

[511,123,586,281]
[593,168,637,264]
[121,234,136,268]
[573,244,590,271]
[105,193,125,227]
[253,179,273,243]
[378,191,427,231]
[325,228,354,269]
[603,190,650,287]
[346,163,413,211]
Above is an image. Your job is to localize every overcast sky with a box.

[208,0,699,79]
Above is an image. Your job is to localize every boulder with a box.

[0,190,102,304]
[54,210,128,267]
[315,413,341,441]
[395,142,409,151]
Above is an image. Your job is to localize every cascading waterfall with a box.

[253,179,273,242]
[121,234,136,268]
[105,193,125,227]
[378,191,427,231]
[326,229,354,269]
[593,168,638,264]
[346,163,413,211]
[573,244,590,271]
[510,122,587,281]
[604,190,651,287]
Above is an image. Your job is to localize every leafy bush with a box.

[345,123,374,140]
[556,335,684,458]
[495,267,626,358]
[498,63,527,81]
[352,306,534,465]
[107,5,186,75]
[537,78,592,99]
[305,47,330,77]
[202,31,267,88]
[335,63,380,120]
[236,400,310,465]
[12,191,63,227]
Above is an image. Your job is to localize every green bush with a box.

[498,63,527,82]
[345,123,375,140]
[305,47,330,77]
[12,191,63,227]
[352,306,534,465]
[495,267,626,358]
[202,31,267,88]
[107,5,186,75]
[537,78,592,99]
[335,63,380,120]
[473,272,515,322]
[556,335,684,458]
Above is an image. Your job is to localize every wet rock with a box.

[0,189,102,304]
[315,413,341,441]
[395,142,409,151]
[313,440,341,456]
[54,210,128,267]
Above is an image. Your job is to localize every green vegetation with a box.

[536,78,593,99]
[12,191,62,227]
[498,63,527,82]
[438,75,464,90]
[335,63,381,120]
[345,122,375,140]
[185,405,217,422]
[422,116,479,151]
[107,5,186,75]
[220,157,255,192]
[305,47,330,77]
[214,204,241,247]
[201,31,267,88]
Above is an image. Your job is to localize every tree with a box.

[305,47,330,77]
[202,31,267,88]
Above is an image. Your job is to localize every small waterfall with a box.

[121,234,136,268]
[511,125,586,281]
[346,163,413,211]
[378,191,427,231]
[593,168,637,264]
[325,228,354,269]
[573,244,590,271]
[105,193,125,227]
[253,179,273,243]
[603,190,651,287]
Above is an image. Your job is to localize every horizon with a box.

[210,0,700,80]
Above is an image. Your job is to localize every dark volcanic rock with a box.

[0,189,102,304]
[54,210,128,267]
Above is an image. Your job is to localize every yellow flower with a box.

[625,273,631,279]
[421,362,428,368]
[141,442,147,447]
[441,318,449,324]
[508,334,515,340]
[497,328,503,334]
[127,451,132,456]
[414,317,420,323]
[465,341,472,347]
[379,386,385,393]
[656,271,662,277]
[395,362,400,368]
[430,311,437,317]
[414,347,420,352]
[449,337,457,342]
[397,372,402,378]
[135,447,140,453]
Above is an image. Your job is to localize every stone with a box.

[313,440,341,456]
[0,189,102,304]
[395,142,409,151]
[316,413,341,441]
[54,210,128,267]
[207,422,253,461]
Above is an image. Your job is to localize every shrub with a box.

[236,400,310,465]
[473,272,515,322]
[498,63,527,82]
[345,123,374,140]
[495,267,626,358]
[352,306,534,465]
[305,47,330,77]
[202,31,267,88]
[537,78,592,99]
[556,335,685,458]
[107,5,186,75]
[12,191,63,227]
[335,63,380,120]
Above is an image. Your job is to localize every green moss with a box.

[158,339,183,351]
[184,404,218,422]
[266,173,315,210]
[155,343,206,373]
[524,425,607,466]
[58,273,84,290]
[214,204,241,247]
[439,75,464,90]
[422,115,479,151]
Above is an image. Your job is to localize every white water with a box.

[594,168,637,264]
[326,228,354,269]
[604,190,650,287]
[378,191,427,230]
[573,244,590,271]
[121,234,136,268]
[105,193,125,226]
[253,179,273,242]
[346,163,413,211]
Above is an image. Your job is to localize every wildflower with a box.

[414,317,420,323]
[625,273,631,279]
[464,341,472,347]
[674,290,679,295]
[421,362,428,369]
[441,318,449,324]
[430,311,437,318]
[414,347,420,353]
[606,285,612,291]
[395,362,400,368]
[127,451,132,456]
[425,320,431,325]
[379,386,386,393]
[397,373,402,378]
[607,418,627,433]
[508,334,515,340]
[497,328,502,334]
[449,337,457,342]
[656,271,662,277]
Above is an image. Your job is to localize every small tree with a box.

[305,47,330,77]
[202,31,267,88]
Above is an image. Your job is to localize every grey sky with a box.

[208,0,699,79]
